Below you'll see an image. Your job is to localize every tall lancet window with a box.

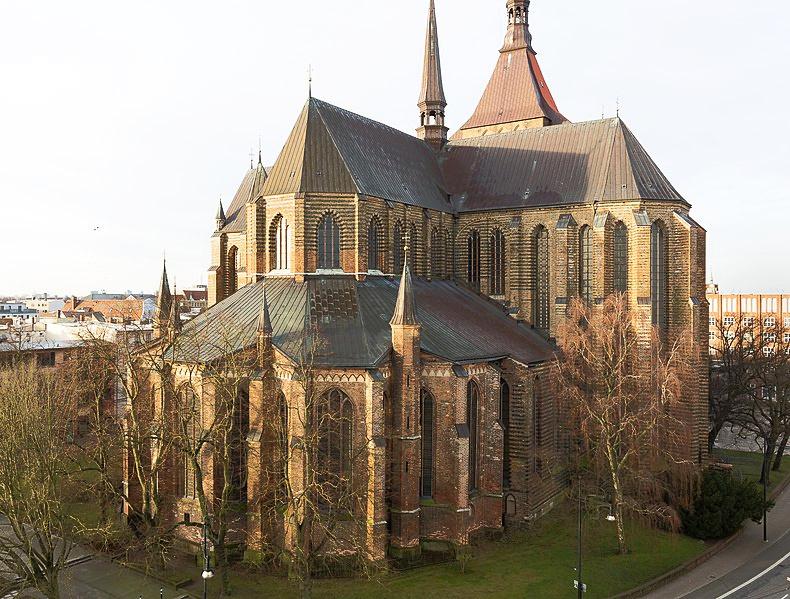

[270,215,290,272]
[316,389,353,505]
[420,390,435,498]
[227,246,239,296]
[467,230,481,291]
[393,222,404,274]
[500,380,511,489]
[533,226,550,334]
[467,381,480,492]
[490,229,506,296]
[651,221,669,332]
[367,217,383,272]
[613,222,629,293]
[430,228,443,278]
[317,213,340,270]
[579,226,593,303]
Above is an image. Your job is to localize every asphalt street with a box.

[648,482,790,599]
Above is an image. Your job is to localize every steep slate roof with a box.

[262,98,451,212]
[220,163,270,234]
[444,117,685,212]
[170,276,553,368]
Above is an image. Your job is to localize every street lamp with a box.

[202,522,214,599]
[763,442,769,542]
[575,477,617,598]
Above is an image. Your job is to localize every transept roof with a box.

[169,277,554,368]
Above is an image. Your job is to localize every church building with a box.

[145,0,709,562]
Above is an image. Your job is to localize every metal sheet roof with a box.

[262,98,452,212]
[220,164,269,234]
[169,276,554,368]
[444,117,685,212]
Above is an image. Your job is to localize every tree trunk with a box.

[760,440,775,486]
[773,433,788,472]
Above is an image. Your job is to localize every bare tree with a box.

[167,312,258,596]
[556,295,695,554]
[708,317,758,452]
[252,327,377,599]
[0,363,78,598]
[731,319,790,484]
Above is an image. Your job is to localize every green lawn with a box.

[185,506,705,599]
[713,448,790,493]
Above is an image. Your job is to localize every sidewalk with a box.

[645,480,790,598]
[58,551,192,599]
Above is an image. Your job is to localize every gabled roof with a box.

[220,163,269,234]
[170,276,553,368]
[444,117,685,212]
[262,98,452,212]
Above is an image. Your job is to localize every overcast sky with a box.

[1,0,788,297]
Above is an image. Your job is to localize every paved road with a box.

[647,482,790,599]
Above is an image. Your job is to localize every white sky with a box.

[1,0,788,297]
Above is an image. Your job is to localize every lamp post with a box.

[202,521,214,599]
[577,475,584,599]
[763,442,769,542]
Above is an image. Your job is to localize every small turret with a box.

[216,199,226,231]
[154,259,172,338]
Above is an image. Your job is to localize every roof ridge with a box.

[311,97,423,143]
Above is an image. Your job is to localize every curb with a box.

[610,472,790,599]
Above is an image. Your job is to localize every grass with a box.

[182,505,706,599]
[713,448,790,493]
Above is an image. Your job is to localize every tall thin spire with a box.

[391,238,418,326]
[155,259,173,337]
[416,0,448,151]
[257,283,273,337]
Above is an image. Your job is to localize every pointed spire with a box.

[416,0,448,151]
[257,283,273,337]
[155,259,173,337]
[169,283,182,334]
[418,0,446,109]
[390,238,418,326]
[215,199,226,231]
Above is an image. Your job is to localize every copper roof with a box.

[418,0,446,109]
[443,117,685,211]
[458,3,565,131]
[262,98,452,211]
[171,276,554,368]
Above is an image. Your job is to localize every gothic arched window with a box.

[316,388,353,504]
[500,380,511,489]
[420,390,435,498]
[317,213,341,270]
[409,223,418,271]
[613,222,629,293]
[651,221,669,331]
[490,229,506,296]
[430,227,442,278]
[227,246,239,296]
[467,381,480,492]
[276,392,288,502]
[270,215,290,272]
[443,230,452,279]
[533,226,550,334]
[367,217,382,272]
[393,221,404,274]
[467,230,481,291]
[579,226,593,303]
[231,387,249,501]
